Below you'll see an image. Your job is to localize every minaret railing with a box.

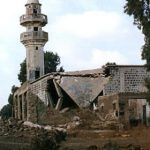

[20,14,47,25]
[20,31,48,42]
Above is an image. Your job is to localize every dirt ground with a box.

[59,126,150,150]
[52,109,150,150]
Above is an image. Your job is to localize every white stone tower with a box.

[20,0,48,81]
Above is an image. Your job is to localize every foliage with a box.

[124,0,150,69]
[145,77,150,103]
[0,104,12,119]
[8,85,18,105]
[18,51,64,84]
[102,62,116,77]
[18,59,26,84]
[0,85,18,119]
[44,51,64,74]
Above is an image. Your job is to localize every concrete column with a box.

[17,96,21,119]
[14,96,18,119]
[24,93,27,120]
[26,92,30,121]
[22,94,25,120]
[55,98,63,110]
[13,96,15,118]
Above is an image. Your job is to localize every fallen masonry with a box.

[0,119,66,150]
[0,111,147,150]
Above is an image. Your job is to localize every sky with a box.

[0,0,145,109]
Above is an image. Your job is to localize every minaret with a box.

[20,0,48,81]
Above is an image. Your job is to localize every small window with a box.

[34,27,38,31]
[33,8,37,14]
[35,47,38,50]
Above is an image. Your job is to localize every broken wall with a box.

[98,94,120,119]
[30,74,51,105]
[98,93,149,124]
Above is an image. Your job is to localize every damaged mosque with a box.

[14,0,150,125]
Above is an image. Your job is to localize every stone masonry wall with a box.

[104,66,150,95]
[30,75,51,105]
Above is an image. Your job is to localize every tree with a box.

[8,85,18,105]
[102,62,116,77]
[44,51,64,74]
[0,104,12,119]
[0,85,18,119]
[18,51,64,84]
[124,0,150,102]
[124,0,150,69]
[18,59,26,84]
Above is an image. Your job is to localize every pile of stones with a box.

[0,118,67,150]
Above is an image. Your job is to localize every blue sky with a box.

[0,0,144,109]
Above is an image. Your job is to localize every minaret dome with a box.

[27,0,39,4]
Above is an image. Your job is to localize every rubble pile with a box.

[0,119,67,150]
[65,109,121,130]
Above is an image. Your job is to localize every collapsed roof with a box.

[46,68,109,109]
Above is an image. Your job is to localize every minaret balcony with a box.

[20,31,48,43]
[20,14,47,26]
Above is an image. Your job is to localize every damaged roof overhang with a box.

[57,76,109,108]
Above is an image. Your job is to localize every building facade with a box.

[13,1,150,125]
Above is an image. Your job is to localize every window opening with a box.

[35,70,40,79]
[34,27,38,31]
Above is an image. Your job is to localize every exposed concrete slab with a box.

[59,76,109,108]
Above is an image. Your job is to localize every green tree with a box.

[18,59,26,84]
[18,51,64,84]
[0,104,12,119]
[124,0,150,69]
[124,0,150,103]
[0,85,18,119]
[8,85,18,105]
[102,62,116,77]
[44,51,64,74]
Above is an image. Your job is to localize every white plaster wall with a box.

[26,45,44,80]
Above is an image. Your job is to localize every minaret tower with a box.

[20,0,48,81]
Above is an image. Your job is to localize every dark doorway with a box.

[143,105,147,125]
[35,70,40,79]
